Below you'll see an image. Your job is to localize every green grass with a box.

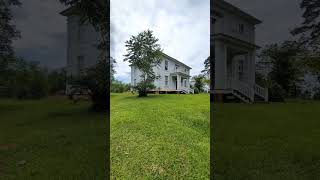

[214,100,320,180]
[110,93,210,179]
[0,97,107,179]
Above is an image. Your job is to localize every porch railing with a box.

[231,78,254,102]
[230,78,268,102]
[254,84,268,102]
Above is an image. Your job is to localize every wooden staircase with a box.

[231,78,268,103]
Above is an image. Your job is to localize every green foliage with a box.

[193,87,200,94]
[110,57,116,81]
[48,69,67,94]
[291,0,320,51]
[0,0,21,59]
[192,75,206,93]
[1,58,49,99]
[255,72,267,87]
[201,56,210,77]
[78,59,108,112]
[268,81,285,102]
[258,41,305,97]
[111,80,131,93]
[313,88,320,100]
[124,30,163,97]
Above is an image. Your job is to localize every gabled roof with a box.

[213,0,262,25]
[161,53,192,69]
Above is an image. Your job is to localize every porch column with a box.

[214,40,227,90]
[249,51,256,86]
[177,75,181,90]
[186,77,190,89]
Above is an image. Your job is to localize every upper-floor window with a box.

[165,60,168,71]
[78,23,82,41]
[238,24,244,33]
[238,60,244,73]
[184,68,187,73]
[77,55,84,75]
[175,64,179,71]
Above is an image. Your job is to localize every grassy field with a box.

[0,97,107,179]
[110,93,210,179]
[214,100,320,180]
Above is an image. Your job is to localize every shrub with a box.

[313,88,320,100]
[268,82,285,102]
[111,80,131,93]
[193,87,200,94]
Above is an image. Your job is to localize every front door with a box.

[172,76,177,90]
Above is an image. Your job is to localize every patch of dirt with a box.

[0,143,17,151]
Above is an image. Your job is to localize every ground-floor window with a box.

[165,76,168,86]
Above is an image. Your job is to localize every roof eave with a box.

[214,0,262,25]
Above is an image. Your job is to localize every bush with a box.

[313,88,320,100]
[193,87,200,94]
[111,80,131,93]
[268,82,285,102]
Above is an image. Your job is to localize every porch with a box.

[214,35,268,102]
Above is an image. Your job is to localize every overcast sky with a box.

[12,0,67,70]
[111,0,210,83]
[226,0,304,47]
[11,0,304,82]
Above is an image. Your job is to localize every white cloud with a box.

[111,0,210,83]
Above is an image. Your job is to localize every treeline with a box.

[256,41,320,101]
[111,80,131,93]
[0,57,66,99]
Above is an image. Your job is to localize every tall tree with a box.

[110,57,116,82]
[0,0,21,81]
[201,56,210,77]
[291,0,320,51]
[124,30,163,97]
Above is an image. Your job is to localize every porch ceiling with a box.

[213,33,261,50]
[170,72,191,78]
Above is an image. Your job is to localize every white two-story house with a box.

[212,0,268,102]
[131,53,193,94]
[61,6,101,79]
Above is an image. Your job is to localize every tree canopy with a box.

[291,0,320,51]
[124,30,163,97]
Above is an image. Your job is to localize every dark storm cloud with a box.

[225,0,304,46]
[11,0,67,69]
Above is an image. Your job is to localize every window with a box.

[165,76,168,86]
[134,79,137,86]
[165,60,168,70]
[238,60,244,73]
[239,24,244,33]
[77,56,84,75]
[184,79,187,87]
[175,64,179,71]
[78,23,82,40]
[184,68,187,72]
